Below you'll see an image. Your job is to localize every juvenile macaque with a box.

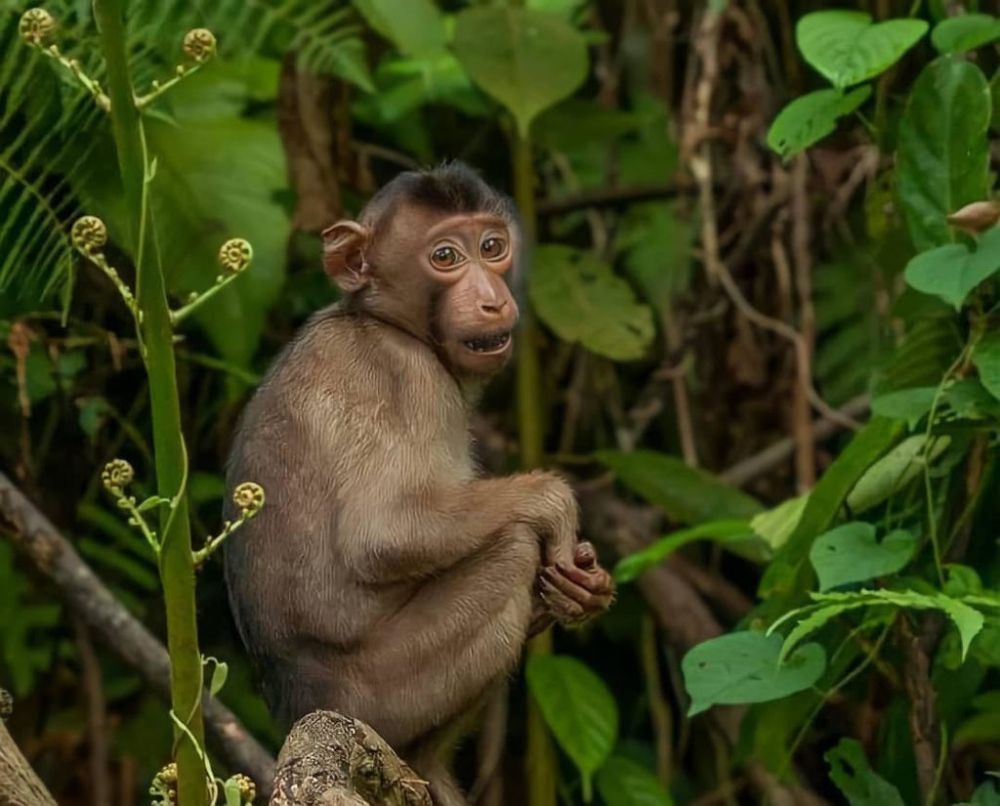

[224,163,614,804]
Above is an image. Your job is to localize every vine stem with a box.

[92,3,207,804]
[511,128,558,806]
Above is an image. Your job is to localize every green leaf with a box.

[931,14,1000,54]
[825,738,905,806]
[809,522,917,592]
[595,755,674,806]
[870,386,937,424]
[207,659,229,697]
[847,435,950,514]
[222,777,242,806]
[904,228,1000,309]
[973,330,1000,401]
[682,632,826,716]
[526,655,617,800]
[767,86,872,158]
[750,495,809,551]
[352,0,447,58]
[596,450,762,525]
[897,57,991,251]
[530,245,654,360]
[614,520,755,583]
[452,7,589,137]
[796,11,927,88]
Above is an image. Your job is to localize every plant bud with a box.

[947,200,1000,236]
[218,238,253,274]
[232,482,265,517]
[19,8,55,45]
[183,28,216,62]
[71,216,108,252]
[101,459,134,493]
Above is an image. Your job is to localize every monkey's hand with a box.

[530,542,615,634]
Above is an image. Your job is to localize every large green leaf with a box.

[595,756,674,806]
[825,739,905,806]
[973,330,1000,401]
[931,14,1000,54]
[596,450,762,525]
[897,57,991,251]
[530,245,654,361]
[796,11,927,88]
[847,435,950,513]
[870,386,937,424]
[352,0,447,58]
[904,228,1000,309]
[526,655,618,801]
[682,632,826,716]
[452,7,589,137]
[809,522,917,592]
[767,86,871,159]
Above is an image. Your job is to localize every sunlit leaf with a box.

[870,386,937,424]
[847,435,950,513]
[352,0,447,58]
[614,520,755,583]
[682,632,826,716]
[796,11,927,88]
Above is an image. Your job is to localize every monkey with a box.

[223,162,614,804]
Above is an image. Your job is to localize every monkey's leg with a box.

[348,525,539,750]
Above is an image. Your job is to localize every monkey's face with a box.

[424,213,519,377]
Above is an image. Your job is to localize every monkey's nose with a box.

[479,298,508,315]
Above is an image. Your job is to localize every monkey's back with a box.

[223,305,471,722]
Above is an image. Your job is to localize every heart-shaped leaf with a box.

[973,330,1000,402]
[526,655,617,800]
[767,86,871,158]
[904,227,1000,309]
[931,14,1000,54]
[530,245,654,361]
[796,11,927,88]
[596,756,674,806]
[452,7,589,137]
[809,522,918,592]
[897,57,991,251]
[682,631,825,715]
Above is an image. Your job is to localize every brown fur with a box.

[224,164,613,804]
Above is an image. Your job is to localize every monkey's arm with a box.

[339,472,579,583]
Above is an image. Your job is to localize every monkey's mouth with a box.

[462,331,512,354]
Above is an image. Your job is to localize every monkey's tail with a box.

[468,683,508,805]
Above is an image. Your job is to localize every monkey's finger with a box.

[556,562,615,595]
[573,541,597,570]
[542,567,603,609]
[539,578,586,621]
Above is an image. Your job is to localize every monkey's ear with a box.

[322,220,371,292]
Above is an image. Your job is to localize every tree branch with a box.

[1,692,57,806]
[269,711,431,806]
[0,471,276,796]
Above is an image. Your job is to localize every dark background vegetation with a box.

[1,1,998,804]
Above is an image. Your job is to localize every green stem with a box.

[511,128,557,806]
[93,3,207,804]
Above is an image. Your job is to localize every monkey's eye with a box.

[430,246,463,269]
[480,237,507,260]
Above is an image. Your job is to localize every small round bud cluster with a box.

[19,8,55,45]
[183,28,216,62]
[152,762,178,802]
[101,459,134,494]
[218,238,253,274]
[71,216,108,253]
[231,773,256,804]
[232,482,265,518]
[0,688,12,721]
